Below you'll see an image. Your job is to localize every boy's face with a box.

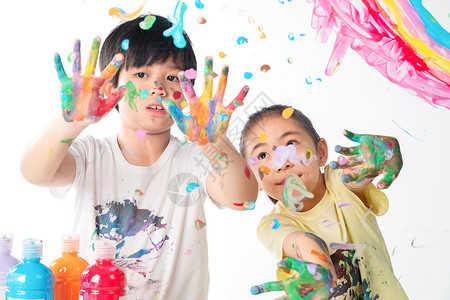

[244,117,328,204]
[116,59,185,134]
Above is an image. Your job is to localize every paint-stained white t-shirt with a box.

[51,134,212,300]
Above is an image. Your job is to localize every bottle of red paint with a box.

[79,240,126,300]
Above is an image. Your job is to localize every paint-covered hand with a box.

[330,130,403,189]
[54,37,126,123]
[162,56,249,145]
[250,257,334,300]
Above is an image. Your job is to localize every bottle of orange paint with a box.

[49,234,89,300]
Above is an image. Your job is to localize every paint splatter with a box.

[134,189,144,196]
[247,156,259,166]
[233,202,244,206]
[271,219,280,230]
[258,132,267,142]
[61,139,73,143]
[244,165,251,180]
[185,68,197,79]
[195,0,204,9]
[194,219,206,230]
[244,201,256,210]
[125,81,139,112]
[219,52,227,58]
[282,107,294,119]
[197,16,207,24]
[248,16,255,23]
[287,57,294,64]
[184,249,192,255]
[186,182,200,193]
[136,129,147,140]
[322,220,340,227]
[329,243,366,264]
[237,36,248,45]
[173,91,182,100]
[140,89,149,99]
[121,39,129,50]
[392,119,422,141]
[109,1,146,21]
[139,15,156,30]
[336,201,357,208]
[163,1,187,49]
[306,76,313,84]
[259,166,271,175]
[260,64,271,72]
[244,72,253,79]
[288,32,295,40]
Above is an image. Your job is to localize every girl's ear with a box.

[317,138,328,167]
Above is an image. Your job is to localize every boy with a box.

[20,15,258,299]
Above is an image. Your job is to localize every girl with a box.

[240,105,407,299]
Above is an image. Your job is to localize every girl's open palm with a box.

[330,130,403,189]
[163,56,249,145]
[54,37,126,123]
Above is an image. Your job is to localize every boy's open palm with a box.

[163,56,249,145]
[54,37,126,123]
[331,130,403,189]
[250,257,334,300]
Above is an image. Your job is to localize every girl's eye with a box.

[136,72,148,78]
[257,152,269,160]
[167,75,179,82]
[287,140,297,146]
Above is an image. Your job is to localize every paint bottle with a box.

[49,234,89,300]
[0,234,20,299]
[6,239,54,299]
[79,240,126,300]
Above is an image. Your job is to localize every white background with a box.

[1,0,449,299]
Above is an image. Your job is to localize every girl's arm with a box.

[200,136,258,210]
[283,231,337,281]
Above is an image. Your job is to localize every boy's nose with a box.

[151,84,167,96]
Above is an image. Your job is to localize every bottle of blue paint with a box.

[6,239,54,299]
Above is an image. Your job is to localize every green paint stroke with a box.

[61,138,73,143]
[125,81,139,112]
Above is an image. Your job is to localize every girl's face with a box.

[244,116,328,207]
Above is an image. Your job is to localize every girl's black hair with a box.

[99,14,197,89]
[239,104,321,204]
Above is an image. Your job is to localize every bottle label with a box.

[78,296,126,300]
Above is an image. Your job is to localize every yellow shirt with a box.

[257,166,408,299]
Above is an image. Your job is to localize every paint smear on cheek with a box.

[125,81,139,112]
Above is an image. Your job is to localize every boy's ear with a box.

[317,138,328,167]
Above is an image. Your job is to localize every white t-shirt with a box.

[52,134,212,300]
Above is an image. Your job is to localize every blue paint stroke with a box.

[94,199,169,258]
[409,0,450,49]
[163,1,187,48]
[195,0,204,9]
[392,119,422,141]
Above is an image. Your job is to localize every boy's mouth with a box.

[277,174,302,185]
[146,104,165,111]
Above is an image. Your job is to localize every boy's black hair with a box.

[99,14,197,109]
[239,104,321,204]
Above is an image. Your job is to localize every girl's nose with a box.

[278,161,293,172]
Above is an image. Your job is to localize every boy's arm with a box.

[20,114,87,187]
[21,37,125,188]
[200,136,258,210]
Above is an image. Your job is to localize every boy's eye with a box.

[167,75,179,82]
[257,152,269,160]
[135,72,148,78]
